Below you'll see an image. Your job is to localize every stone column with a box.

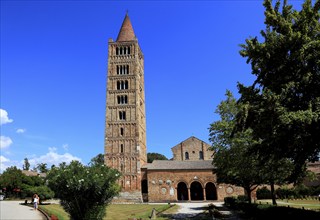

[203,188,206,201]
[188,188,191,201]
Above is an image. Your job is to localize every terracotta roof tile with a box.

[116,13,136,42]
[142,160,215,170]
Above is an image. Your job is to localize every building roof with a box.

[171,136,211,150]
[142,160,215,170]
[116,13,136,42]
[21,170,46,178]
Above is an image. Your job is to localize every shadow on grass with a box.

[159,204,236,220]
[229,202,320,220]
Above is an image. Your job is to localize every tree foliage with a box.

[147,152,168,163]
[36,163,48,173]
[46,160,121,220]
[0,166,53,200]
[89,153,105,166]
[237,0,320,182]
[23,158,30,171]
[209,91,263,203]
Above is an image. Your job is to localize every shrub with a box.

[276,187,294,199]
[47,161,121,220]
[224,196,237,208]
[23,185,54,202]
[294,184,310,198]
[256,187,272,199]
[237,195,248,202]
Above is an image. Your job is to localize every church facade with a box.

[104,14,244,202]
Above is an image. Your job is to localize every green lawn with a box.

[39,203,176,220]
[105,204,174,220]
[257,199,320,210]
[39,204,70,220]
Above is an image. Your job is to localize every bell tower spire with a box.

[116,13,136,42]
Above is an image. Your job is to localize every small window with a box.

[120,144,124,153]
[120,128,124,136]
[185,152,189,160]
[121,163,124,171]
[199,151,204,160]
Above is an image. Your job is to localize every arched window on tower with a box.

[120,128,124,136]
[117,95,128,104]
[117,81,129,90]
[119,111,126,120]
[185,152,189,160]
[120,144,124,153]
[120,163,124,172]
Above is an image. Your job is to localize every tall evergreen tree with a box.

[22,158,30,171]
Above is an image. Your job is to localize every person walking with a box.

[33,194,40,210]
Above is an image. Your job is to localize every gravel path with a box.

[0,200,46,220]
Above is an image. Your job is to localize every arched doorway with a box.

[177,182,188,201]
[190,181,204,200]
[141,179,148,202]
[205,182,217,200]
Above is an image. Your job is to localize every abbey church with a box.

[104,13,244,203]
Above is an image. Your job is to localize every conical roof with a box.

[116,13,136,42]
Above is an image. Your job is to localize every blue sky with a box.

[0,0,304,172]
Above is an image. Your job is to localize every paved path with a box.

[155,201,239,219]
[0,201,46,220]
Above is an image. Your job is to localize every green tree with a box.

[147,153,168,163]
[47,161,121,220]
[23,158,30,171]
[238,0,320,184]
[0,166,24,197]
[36,163,48,173]
[209,91,263,203]
[0,166,53,199]
[89,153,105,166]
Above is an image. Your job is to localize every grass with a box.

[38,203,176,220]
[39,204,70,220]
[257,199,320,210]
[104,204,175,220]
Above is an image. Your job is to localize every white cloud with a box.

[0,136,13,149]
[28,147,81,168]
[0,109,13,125]
[16,128,26,134]
[0,155,11,173]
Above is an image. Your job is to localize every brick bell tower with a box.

[104,13,147,200]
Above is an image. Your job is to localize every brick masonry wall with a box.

[171,137,213,161]
[144,169,244,202]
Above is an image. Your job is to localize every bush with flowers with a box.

[47,160,120,220]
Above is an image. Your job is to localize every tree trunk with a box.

[244,187,252,204]
[270,182,277,205]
